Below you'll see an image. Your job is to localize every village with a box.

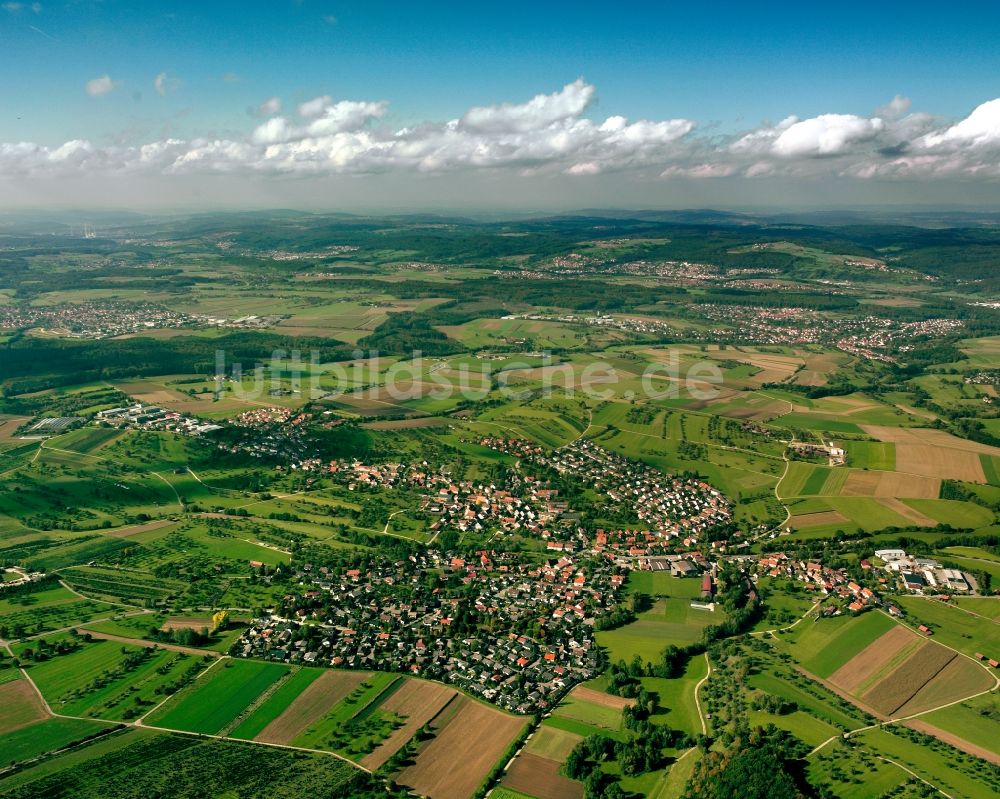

[0,300,194,339]
[234,550,618,713]
[689,303,964,360]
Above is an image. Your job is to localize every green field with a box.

[895,596,1000,659]
[146,659,289,734]
[784,611,896,677]
[641,653,707,735]
[597,598,724,663]
[857,728,1000,799]
[0,585,113,639]
[229,667,323,740]
[18,635,213,721]
[0,732,369,798]
[550,692,625,732]
[0,717,112,769]
[919,693,1000,758]
[847,441,896,470]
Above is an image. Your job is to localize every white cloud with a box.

[322,14,337,24]
[771,114,885,157]
[4,81,1000,184]
[919,98,1000,149]
[1,0,37,12]
[153,72,180,97]
[459,78,595,133]
[255,96,282,117]
[298,95,332,119]
[85,74,116,97]
[876,94,911,120]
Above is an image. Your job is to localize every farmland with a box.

[396,697,528,799]
[144,659,289,734]
[2,210,1000,798]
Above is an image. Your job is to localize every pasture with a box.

[596,598,725,663]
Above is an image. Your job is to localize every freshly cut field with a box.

[789,510,849,529]
[362,417,449,430]
[828,625,919,693]
[502,752,583,799]
[569,686,635,710]
[550,687,629,731]
[524,725,583,761]
[0,679,49,734]
[160,616,213,632]
[860,642,955,716]
[103,518,177,539]
[254,669,371,745]
[397,697,527,799]
[0,415,30,443]
[875,497,936,526]
[812,617,992,719]
[147,660,289,734]
[360,678,458,770]
[839,470,940,499]
[861,425,1000,482]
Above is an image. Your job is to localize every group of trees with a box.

[683,726,811,799]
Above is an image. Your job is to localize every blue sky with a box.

[2,1,1000,209]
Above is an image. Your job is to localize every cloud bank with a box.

[6,80,1000,183]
